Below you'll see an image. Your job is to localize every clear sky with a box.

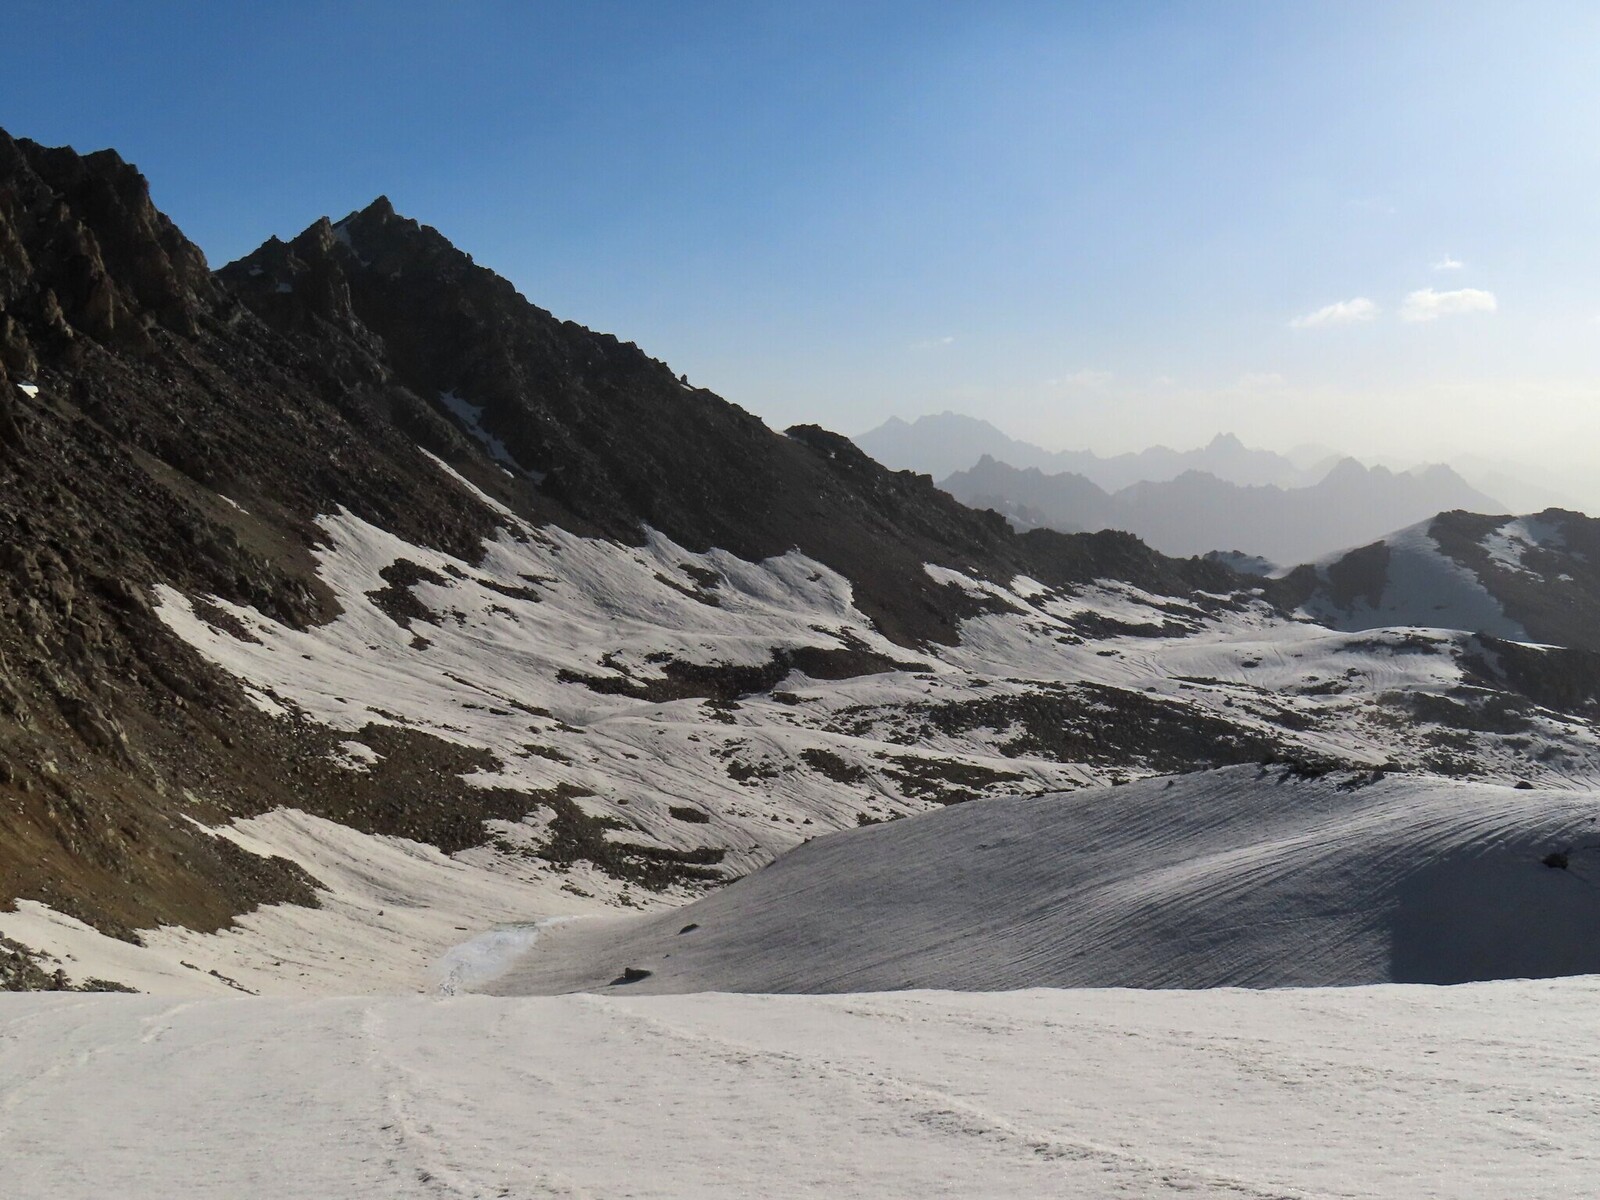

[6,1,1599,478]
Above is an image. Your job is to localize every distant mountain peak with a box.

[1322,457,1371,481]
[942,445,1506,563]
[856,413,1318,492]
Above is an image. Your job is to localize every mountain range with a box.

[857,414,1325,489]
[0,127,1255,973]
[856,412,1582,563]
[3,127,1600,1013]
[941,452,1504,563]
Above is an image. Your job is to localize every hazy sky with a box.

[7,1,1600,474]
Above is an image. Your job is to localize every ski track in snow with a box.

[6,982,1600,1199]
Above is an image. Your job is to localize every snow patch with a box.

[1483,515,1565,578]
[433,917,573,995]
[329,739,380,772]
[437,389,537,478]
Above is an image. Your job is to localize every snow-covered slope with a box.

[0,807,635,997]
[1282,508,1600,652]
[492,766,1600,994]
[1292,518,1527,637]
[13,469,1600,993]
[9,980,1600,1199]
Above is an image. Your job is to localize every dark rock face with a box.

[0,133,215,370]
[1429,510,1600,652]
[0,132,530,938]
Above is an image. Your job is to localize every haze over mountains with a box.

[859,414,1327,490]
[857,412,1534,563]
[944,452,1503,563]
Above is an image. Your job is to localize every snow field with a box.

[12,466,1600,994]
[9,480,1600,998]
[6,980,1600,1199]
[492,766,1600,994]
[0,809,651,996]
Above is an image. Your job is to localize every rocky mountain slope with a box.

[3,128,1600,995]
[0,128,1255,983]
[941,453,1504,562]
[1275,509,1600,652]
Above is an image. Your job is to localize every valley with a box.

[3,116,1599,1199]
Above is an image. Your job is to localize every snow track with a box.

[7,982,1600,1198]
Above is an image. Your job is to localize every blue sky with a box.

[6,1,1599,474]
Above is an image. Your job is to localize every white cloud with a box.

[910,335,955,350]
[1048,369,1113,388]
[1399,287,1497,322]
[1431,255,1464,271]
[1289,297,1378,329]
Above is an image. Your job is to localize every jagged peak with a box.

[0,127,216,357]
